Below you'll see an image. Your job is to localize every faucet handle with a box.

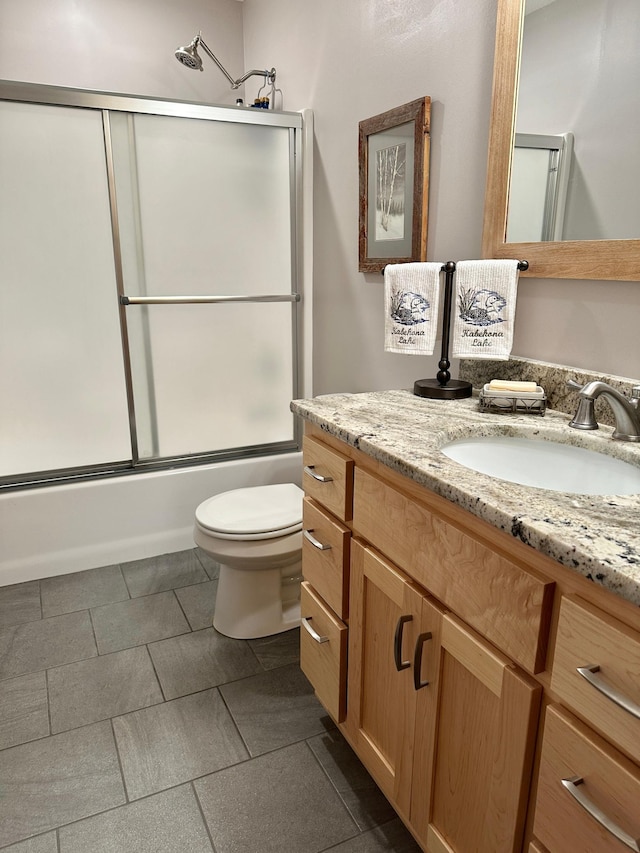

[566,379,584,392]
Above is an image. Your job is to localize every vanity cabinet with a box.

[346,540,541,853]
[298,425,640,853]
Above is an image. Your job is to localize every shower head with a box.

[174,32,277,94]
[175,38,203,71]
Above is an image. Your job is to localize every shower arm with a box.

[196,36,276,90]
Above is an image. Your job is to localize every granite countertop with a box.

[291,389,640,607]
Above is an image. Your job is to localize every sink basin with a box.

[441,435,640,495]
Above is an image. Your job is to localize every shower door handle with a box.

[120,294,300,305]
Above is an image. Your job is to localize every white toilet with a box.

[193,483,304,639]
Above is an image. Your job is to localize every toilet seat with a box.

[195,483,303,541]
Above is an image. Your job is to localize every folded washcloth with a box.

[451,260,521,360]
[384,262,442,355]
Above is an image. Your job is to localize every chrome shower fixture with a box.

[175,34,276,91]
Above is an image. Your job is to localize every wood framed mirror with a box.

[482,0,640,280]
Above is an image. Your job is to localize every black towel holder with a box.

[382,260,529,400]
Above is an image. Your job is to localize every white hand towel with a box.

[384,262,442,355]
[451,260,521,360]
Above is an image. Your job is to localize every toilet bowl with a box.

[193,483,304,639]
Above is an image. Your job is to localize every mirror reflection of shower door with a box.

[507,132,573,242]
[110,112,297,462]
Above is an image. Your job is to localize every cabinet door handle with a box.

[413,632,433,690]
[304,465,333,483]
[393,615,413,671]
[561,776,640,851]
[301,616,329,644]
[303,529,332,551]
[577,664,640,719]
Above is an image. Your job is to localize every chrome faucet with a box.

[567,379,640,442]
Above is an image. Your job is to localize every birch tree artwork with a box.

[376,142,406,241]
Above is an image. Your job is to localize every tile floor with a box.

[0,549,421,852]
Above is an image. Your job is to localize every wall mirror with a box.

[482,0,640,280]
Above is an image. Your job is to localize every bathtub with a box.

[0,452,302,586]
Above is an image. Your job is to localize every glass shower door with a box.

[0,100,132,479]
[110,111,298,463]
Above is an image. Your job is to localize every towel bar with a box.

[381,260,528,399]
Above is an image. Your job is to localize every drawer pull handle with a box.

[303,529,332,551]
[393,615,413,671]
[413,632,433,690]
[577,664,640,719]
[561,776,640,851]
[301,616,329,644]
[304,465,334,483]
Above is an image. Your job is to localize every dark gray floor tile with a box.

[41,564,129,618]
[113,687,248,800]
[196,741,358,853]
[0,580,41,628]
[0,610,97,681]
[0,721,125,848]
[308,729,397,831]
[1,832,59,853]
[0,670,49,749]
[174,579,217,630]
[194,547,220,580]
[148,627,262,700]
[324,818,422,852]
[219,663,332,756]
[58,784,213,853]
[121,550,208,597]
[249,627,301,670]
[49,646,163,733]
[91,591,190,654]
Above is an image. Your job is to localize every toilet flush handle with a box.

[304,465,334,483]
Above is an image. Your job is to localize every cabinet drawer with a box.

[300,581,347,723]
[550,595,640,764]
[353,467,553,673]
[302,497,350,621]
[302,435,354,521]
[534,704,640,853]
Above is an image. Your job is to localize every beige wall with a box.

[1,0,639,393]
[243,0,640,391]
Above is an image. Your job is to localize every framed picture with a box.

[358,97,431,273]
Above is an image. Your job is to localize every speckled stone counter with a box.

[291,389,640,607]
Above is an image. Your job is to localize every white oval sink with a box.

[441,435,640,495]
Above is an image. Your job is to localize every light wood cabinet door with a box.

[345,540,425,817]
[411,600,542,853]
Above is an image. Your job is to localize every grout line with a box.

[109,716,131,804]
[144,643,168,702]
[190,781,219,853]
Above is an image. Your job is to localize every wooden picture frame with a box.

[358,97,431,274]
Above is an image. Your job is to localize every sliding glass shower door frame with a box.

[0,81,305,490]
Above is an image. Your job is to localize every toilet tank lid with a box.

[195,483,304,535]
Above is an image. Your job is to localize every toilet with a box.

[193,483,304,639]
